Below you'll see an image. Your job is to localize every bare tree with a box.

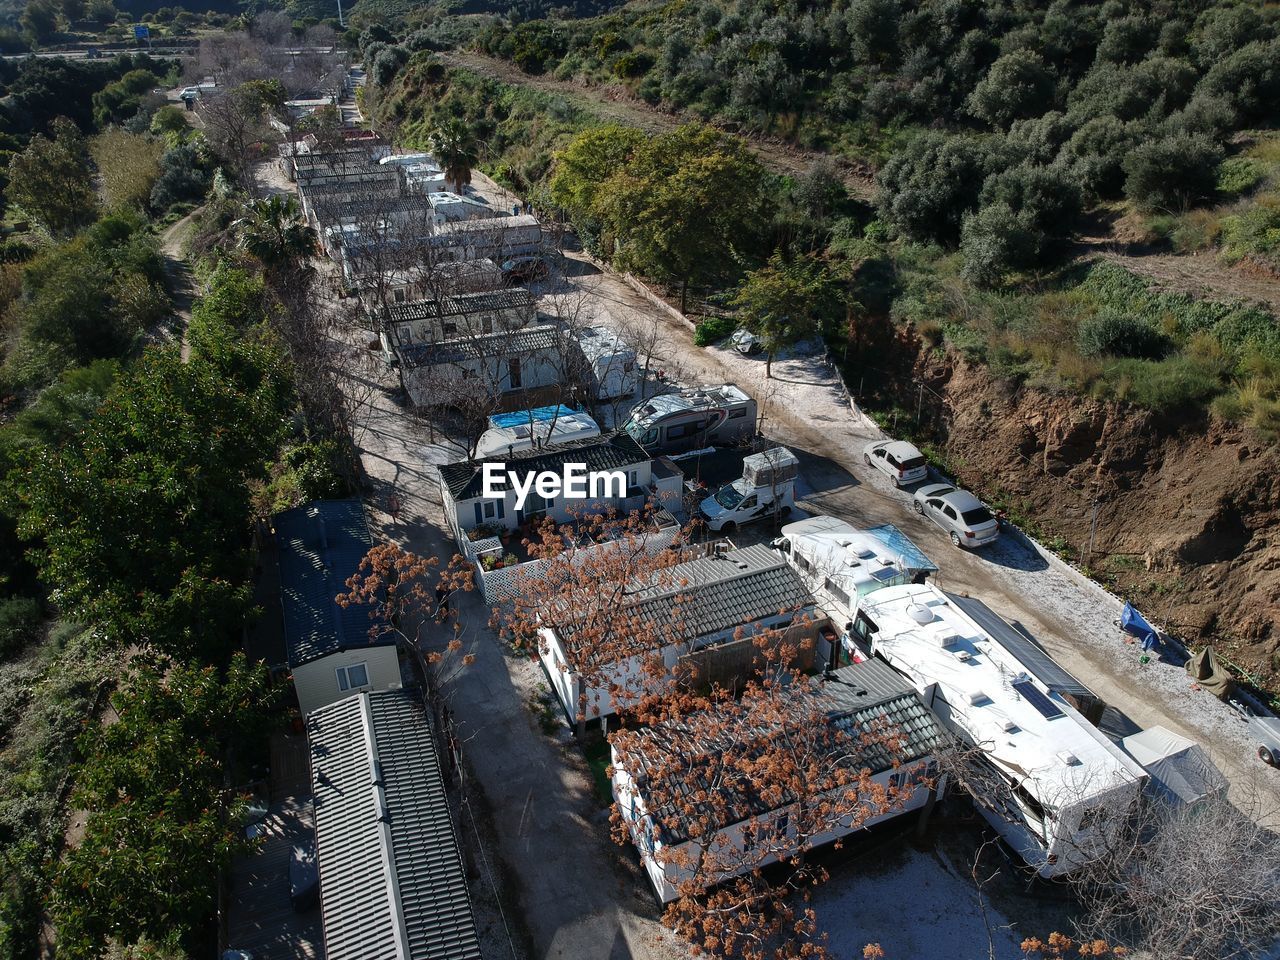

[1066,784,1280,960]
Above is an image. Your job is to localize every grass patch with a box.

[581,736,613,807]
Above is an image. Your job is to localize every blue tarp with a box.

[865,523,938,575]
[1121,602,1161,651]
[488,405,575,429]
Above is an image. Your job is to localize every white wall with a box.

[454,461,652,535]
[613,751,940,903]
[292,644,402,716]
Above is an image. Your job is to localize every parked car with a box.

[501,256,549,283]
[729,328,764,355]
[862,439,928,487]
[913,482,1000,548]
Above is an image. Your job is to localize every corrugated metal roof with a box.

[275,500,392,668]
[626,660,945,842]
[558,543,813,655]
[308,691,482,960]
[385,289,536,323]
[945,592,1094,699]
[439,432,651,500]
[396,324,559,368]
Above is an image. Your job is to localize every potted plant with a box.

[503,552,518,568]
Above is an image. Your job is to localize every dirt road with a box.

[551,244,1280,816]
[158,210,199,362]
[439,50,877,200]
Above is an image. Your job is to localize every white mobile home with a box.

[852,583,1147,876]
[275,500,402,716]
[773,516,937,631]
[395,324,564,410]
[573,326,638,400]
[438,432,656,542]
[538,543,819,724]
[384,289,537,346]
[433,215,543,262]
[611,657,947,903]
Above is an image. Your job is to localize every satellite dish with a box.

[907,603,933,625]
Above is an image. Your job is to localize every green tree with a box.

[15,330,291,658]
[548,124,646,226]
[233,194,315,270]
[960,202,1042,288]
[876,132,998,245]
[91,69,161,128]
[1123,132,1223,213]
[731,252,843,378]
[51,655,276,957]
[967,50,1057,129]
[91,128,166,211]
[5,117,96,237]
[20,0,58,45]
[428,117,480,193]
[593,124,769,313]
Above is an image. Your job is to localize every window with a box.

[728,409,747,420]
[442,321,458,335]
[962,507,993,525]
[873,448,886,458]
[665,420,705,441]
[482,501,497,520]
[943,505,958,520]
[852,612,879,643]
[482,317,494,334]
[740,495,757,510]
[508,358,522,388]
[336,662,370,692]
[825,578,851,610]
[392,289,406,303]
[927,499,944,511]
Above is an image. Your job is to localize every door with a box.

[508,358,522,388]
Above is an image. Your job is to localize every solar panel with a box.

[1013,679,1064,719]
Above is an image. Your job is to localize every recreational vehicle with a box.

[622,385,756,454]
[773,516,937,633]
[851,583,1147,877]
[475,405,602,459]
[574,326,638,400]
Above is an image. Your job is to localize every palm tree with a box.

[234,194,316,269]
[428,119,480,194]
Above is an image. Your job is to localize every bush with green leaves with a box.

[1123,132,1224,213]
[876,132,1001,245]
[1078,311,1172,360]
[0,596,41,660]
[694,314,737,346]
[967,50,1056,129]
[960,202,1042,288]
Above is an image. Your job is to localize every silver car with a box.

[913,483,1000,548]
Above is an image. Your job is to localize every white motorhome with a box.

[574,326,638,400]
[699,447,798,532]
[622,384,756,454]
[773,516,937,632]
[851,583,1146,877]
[475,405,601,459]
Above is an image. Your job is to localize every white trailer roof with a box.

[860,583,1146,813]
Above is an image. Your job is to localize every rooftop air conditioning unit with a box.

[938,633,962,650]
[954,650,972,662]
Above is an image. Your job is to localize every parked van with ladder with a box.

[698,447,798,532]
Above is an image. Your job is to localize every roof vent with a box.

[1057,750,1081,766]
[954,650,972,662]
[908,603,933,625]
[1001,719,1018,733]
[968,690,989,706]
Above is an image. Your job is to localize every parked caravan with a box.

[852,583,1147,877]
[475,405,601,459]
[574,326,638,400]
[773,516,936,632]
[622,384,756,454]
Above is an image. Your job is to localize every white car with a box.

[862,439,928,487]
[913,482,1000,548]
[729,328,764,355]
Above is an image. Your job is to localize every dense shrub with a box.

[149,143,212,211]
[694,314,737,346]
[0,596,41,659]
[1104,355,1224,412]
[877,133,999,245]
[1123,133,1224,212]
[967,50,1056,128]
[1078,311,1172,360]
[960,202,1040,287]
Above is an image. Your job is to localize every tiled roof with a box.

[385,289,536,323]
[439,431,651,500]
[308,690,482,960]
[626,659,946,843]
[557,543,813,655]
[396,324,559,368]
[275,500,391,667]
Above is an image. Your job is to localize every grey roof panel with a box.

[386,289,536,324]
[945,592,1094,699]
[275,500,391,667]
[309,691,482,960]
[439,431,651,500]
[396,324,558,368]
